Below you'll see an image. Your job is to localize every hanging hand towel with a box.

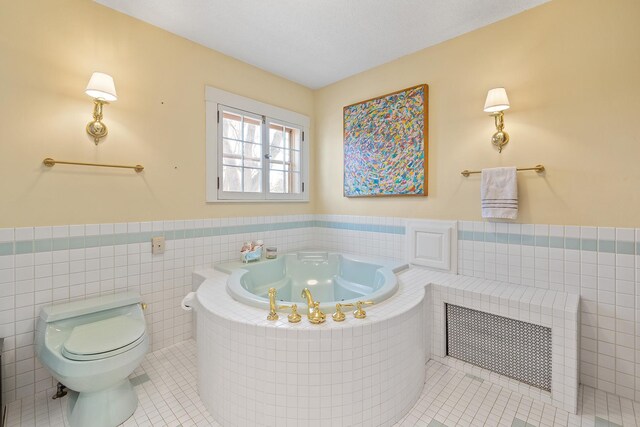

[481,167,518,219]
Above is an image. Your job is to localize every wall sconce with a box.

[484,87,510,153]
[85,72,117,145]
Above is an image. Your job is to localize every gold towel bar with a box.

[461,164,544,177]
[43,158,144,173]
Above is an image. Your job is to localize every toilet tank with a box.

[39,292,142,323]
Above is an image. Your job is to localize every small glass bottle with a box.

[265,247,277,259]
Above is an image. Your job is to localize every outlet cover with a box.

[151,236,165,254]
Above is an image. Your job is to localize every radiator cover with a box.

[445,303,552,391]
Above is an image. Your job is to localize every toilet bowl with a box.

[35,292,149,427]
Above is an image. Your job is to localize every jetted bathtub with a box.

[217,251,405,311]
[194,253,425,426]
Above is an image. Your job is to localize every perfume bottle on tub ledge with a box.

[240,240,264,263]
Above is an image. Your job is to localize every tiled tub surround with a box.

[314,215,640,403]
[0,215,314,405]
[192,265,579,423]
[193,268,427,427]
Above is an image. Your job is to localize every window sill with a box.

[206,199,310,204]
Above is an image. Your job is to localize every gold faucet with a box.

[332,303,353,322]
[267,288,302,323]
[267,287,279,320]
[280,304,302,323]
[301,288,326,324]
[354,300,374,319]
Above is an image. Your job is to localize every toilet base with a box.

[67,378,138,427]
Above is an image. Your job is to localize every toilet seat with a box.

[62,315,146,361]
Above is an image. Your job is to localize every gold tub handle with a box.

[332,303,354,322]
[354,301,374,319]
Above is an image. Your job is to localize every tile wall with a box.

[0,215,314,404]
[456,221,640,401]
[2,213,640,407]
[312,214,406,260]
[313,216,640,402]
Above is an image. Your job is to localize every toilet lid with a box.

[62,315,146,360]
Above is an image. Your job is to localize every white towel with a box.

[481,167,518,219]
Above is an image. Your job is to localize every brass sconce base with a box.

[490,111,509,153]
[491,130,509,153]
[87,100,109,145]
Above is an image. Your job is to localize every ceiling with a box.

[96,0,549,89]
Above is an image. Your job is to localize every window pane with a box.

[222,166,242,192]
[244,117,262,144]
[222,138,241,156]
[269,170,301,194]
[244,142,262,162]
[220,108,265,195]
[269,125,285,148]
[244,168,262,193]
[269,170,284,193]
[269,145,285,164]
[222,113,242,140]
[266,121,302,195]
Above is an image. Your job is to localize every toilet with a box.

[35,292,149,427]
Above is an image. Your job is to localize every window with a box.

[206,87,309,202]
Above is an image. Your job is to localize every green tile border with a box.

[549,236,564,248]
[0,219,405,256]
[582,239,597,251]
[34,239,52,252]
[565,237,580,250]
[15,241,33,254]
[458,231,636,256]
[598,240,615,253]
[1,221,636,257]
[617,241,635,255]
[0,242,13,256]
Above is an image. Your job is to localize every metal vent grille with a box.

[446,304,552,391]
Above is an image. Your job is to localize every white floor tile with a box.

[5,339,640,426]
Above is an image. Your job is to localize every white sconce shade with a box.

[483,87,509,113]
[85,72,118,102]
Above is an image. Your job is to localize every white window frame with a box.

[205,86,310,202]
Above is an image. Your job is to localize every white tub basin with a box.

[216,251,406,312]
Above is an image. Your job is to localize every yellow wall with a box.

[0,0,314,227]
[3,0,640,228]
[314,0,640,227]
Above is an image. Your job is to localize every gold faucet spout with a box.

[267,287,278,321]
[301,288,314,317]
[301,288,326,324]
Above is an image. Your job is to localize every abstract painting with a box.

[343,84,428,197]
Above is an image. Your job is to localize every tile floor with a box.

[5,339,640,426]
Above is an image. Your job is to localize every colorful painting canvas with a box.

[343,84,428,197]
